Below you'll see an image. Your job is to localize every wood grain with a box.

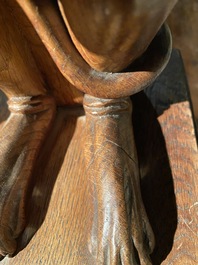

[0,107,95,265]
[0,0,196,263]
[58,0,177,72]
[143,50,198,264]
[160,102,198,265]
[0,95,56,258]
[0,50,196,264]
[7,0,83,106]
[0,0,175,262]
[83,95,154,264]
[16,0,172,99]
[0,2,57,257]
[168,0,198,124]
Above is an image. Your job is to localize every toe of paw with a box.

[0,227,17,256]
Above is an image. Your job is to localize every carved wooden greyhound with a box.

[0,0,177,264]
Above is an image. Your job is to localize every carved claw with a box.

[0,226,17,257]
[0,95,55,257]
[84,95,154,264]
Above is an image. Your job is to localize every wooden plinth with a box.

[0,50,197,264]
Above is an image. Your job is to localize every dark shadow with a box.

[0,91,9,123]
[131,49,193,264]
[132,91,177,264]
[146,49,197,143]
[15,107,84,254]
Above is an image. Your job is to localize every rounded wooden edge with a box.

[79,24,172,98]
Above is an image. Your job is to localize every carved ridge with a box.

[8,95,55,114]
[0,94,56,258]
[83,95,131,116]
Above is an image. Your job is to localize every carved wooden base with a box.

[0,95,55,258]
[83,95,154,264]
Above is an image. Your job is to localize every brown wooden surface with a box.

[83,95,154,264]
[0,50,197,264]
[160,102,197,265]
[58,0,177,72]
[16,0,172,99]
[7,0,83,106]
[168,0,198,125]
[141,50,198,264]
[0,1,183,262]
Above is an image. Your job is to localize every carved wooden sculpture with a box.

[0,0,178,263]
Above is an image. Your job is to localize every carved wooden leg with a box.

[83,94,154,265]
[0,3,56,257]
[0,96,55,257]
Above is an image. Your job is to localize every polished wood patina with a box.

[1,1,196,265]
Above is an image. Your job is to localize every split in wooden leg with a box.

[84,94,154,265]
